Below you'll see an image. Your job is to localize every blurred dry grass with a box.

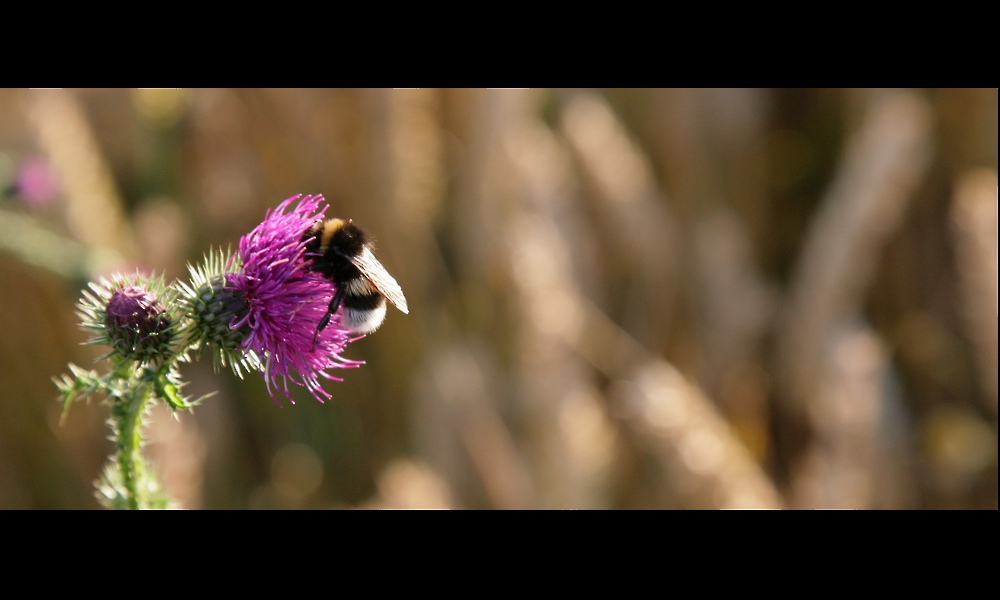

[0,88,995,509]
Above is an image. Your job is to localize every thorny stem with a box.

[114,377,150,510]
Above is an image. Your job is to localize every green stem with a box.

[116,384,150,510]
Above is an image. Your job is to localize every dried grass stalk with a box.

[29,89,135,271]
[569,297,782,509]
[416,345,537,509]
[504,107,618,508]
[950,169,998,413]
[559,92,679,351]
[776,90,932,508]
[777,90,933,411]
[789,320,909,508]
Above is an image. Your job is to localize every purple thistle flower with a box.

[227,194,363,404]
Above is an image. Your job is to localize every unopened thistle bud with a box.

[177,248,259,376]
[78,273,179,363]
[189,276,251,351]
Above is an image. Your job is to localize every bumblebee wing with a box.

[350,246,409,314]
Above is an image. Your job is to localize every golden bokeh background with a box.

[0,88,995,509]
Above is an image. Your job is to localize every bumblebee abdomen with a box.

[342,300,388,334]
[343,291,385,311]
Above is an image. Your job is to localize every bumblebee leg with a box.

[312,285,346,350]
[319,286,346,332]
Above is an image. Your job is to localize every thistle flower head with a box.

[180,194,363,404]
[78,272,179,364]
[232,194,363,403]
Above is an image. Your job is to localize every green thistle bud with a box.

[78,272,180,364]
[187,275,251,349]
[177,248,260,376]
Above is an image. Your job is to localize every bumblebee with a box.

[302,218,408,340]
